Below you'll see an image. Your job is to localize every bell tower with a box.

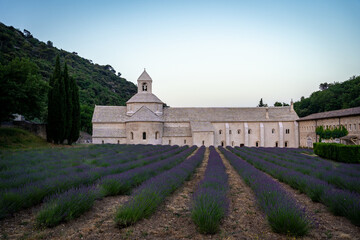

[137,69,152,93]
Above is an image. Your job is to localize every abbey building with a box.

[92,70,300,147]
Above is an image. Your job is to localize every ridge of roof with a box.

[126,92,164,104]
[298,106,360,121]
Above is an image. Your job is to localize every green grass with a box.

[0,127,50,150]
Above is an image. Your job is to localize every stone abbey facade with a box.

[92,70,300,147]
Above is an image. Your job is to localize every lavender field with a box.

[0,145,359,239]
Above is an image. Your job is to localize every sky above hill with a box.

[1,0,359,107]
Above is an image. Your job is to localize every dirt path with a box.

[216,148,286,240]
[118,147,210,239]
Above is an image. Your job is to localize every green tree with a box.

[63,63,72,142]
[68,76,80,144]
[47,56,66,144]
[0,58,47,122]
[257,98,268,107]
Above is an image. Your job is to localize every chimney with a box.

[266,107,269,119]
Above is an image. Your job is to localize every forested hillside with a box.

[0,22,137,133]
[294,75,360,117]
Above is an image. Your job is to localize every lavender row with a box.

[239,147,360,194]
[230,147,360,226]
[0,145,179,191]
[191,146,229,234]
[115,146,206,227]
[0,145,186,219]
[35,146,198,227]
[220,147,311,236]
[0,144,169,182]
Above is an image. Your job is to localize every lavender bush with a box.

[230,147,360,227]
[191,146,229,234]
[220,147,311,236]
[115,146,205,227]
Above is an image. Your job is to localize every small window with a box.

[237,129,241,134]
[202,140,205,146]
[248,129,251,134]
[354,124,357,130]
[285,129,290,134]
[219,130,222,134]
[229,130,232,134]
[275,141,278,147]
[117,140,120,144]
[232,141,234,146]
[256,141,259,147]
[349,124,352,130]
[240,143,244,147]
[143,132,146,140]
[184,139,186,144]
[221,141,224,147]
[285,141,288,147]
[131,132,134,140]
[272,128,275,134]
[169,140,171,145]
[102,140,104,144]
[155,131,160,140]
[142,83,148,91]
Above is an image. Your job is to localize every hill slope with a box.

[294,76,360,117]
[0,22,137,133]
[0,127,50,150]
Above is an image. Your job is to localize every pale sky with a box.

[1,0,359,107]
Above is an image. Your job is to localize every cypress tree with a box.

[47,56,61,143]
[63,63,72,143]
[68,76,80,144]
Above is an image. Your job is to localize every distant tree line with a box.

[294,76,360,117]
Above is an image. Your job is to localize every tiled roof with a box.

[298,107,360,121]
[92,106,127,123]
[126,106,164,122]
[163,107,299,122]
[138,69,152,81]
[126,92,164,104]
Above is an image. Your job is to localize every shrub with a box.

[313,143,360,163]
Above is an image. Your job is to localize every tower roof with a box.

[138,69,152,81]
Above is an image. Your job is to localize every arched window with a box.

[130,132,134,140]
[184,139,186,144]
[232,141,234,146]
[155,131,160,140]
[117,140,120,144]
[169,140,171,145]
[256,141,259,147]
[275,141,278,147]
[237,129,241,134]
[229,130,232,134]
[142,83,147,91]
[248,129,251,134]
[143,132,146,140]
[285,129,290,134]
[219,130,222,134]
[272,128,275,134]
[221,141,224,147]
[202,140,205,145]
[285,141,288,147]
[102,140,104,144]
